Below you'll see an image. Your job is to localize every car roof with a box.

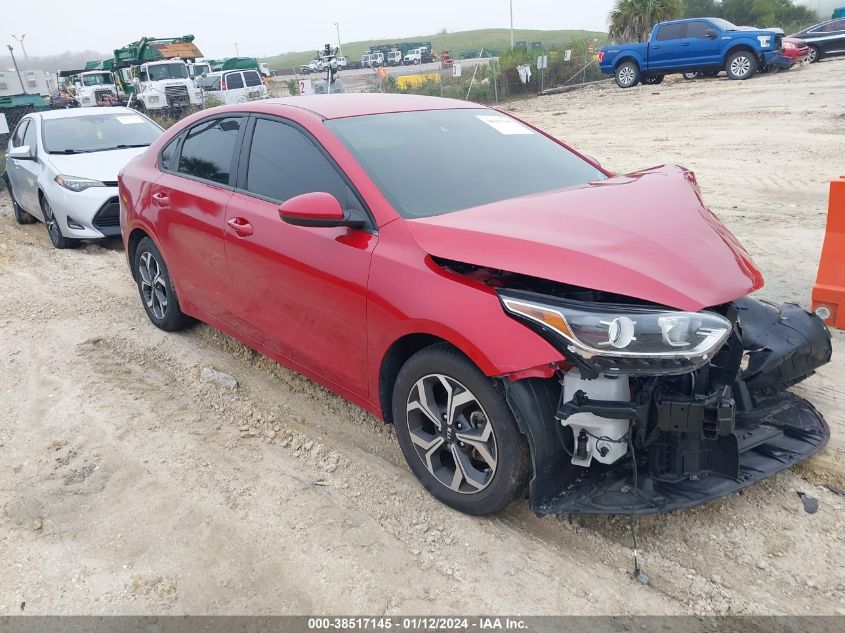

[35,106,139,121]
[223,94,482,120]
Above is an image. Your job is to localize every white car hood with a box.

[45,147,149,182]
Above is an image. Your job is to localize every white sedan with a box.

[4,107,162,249]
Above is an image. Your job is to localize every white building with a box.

[0,69,53,97]
[796,1,841,18]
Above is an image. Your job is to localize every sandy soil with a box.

[1,59,844,616]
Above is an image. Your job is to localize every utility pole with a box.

[234,42,239,56]
[7,45,27,94]
[12,34,29,63]
[509,1,514,50]
[333,22,342,56]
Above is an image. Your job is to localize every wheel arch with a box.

[378,333,473,425]
[126,227,154,280]
[722,44,758,66]
[613,55,641,71]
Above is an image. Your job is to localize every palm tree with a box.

[609,0,684,43]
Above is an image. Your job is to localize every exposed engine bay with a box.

[437,258,832,515]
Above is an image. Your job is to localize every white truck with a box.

[403,46,433,65]
[361,52,385,68]
[123,59,203,111]
[70,70,122,107]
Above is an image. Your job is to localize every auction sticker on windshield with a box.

[476,115,534,135]
[116,115,146,125]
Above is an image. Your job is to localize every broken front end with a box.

[499,290,832,515]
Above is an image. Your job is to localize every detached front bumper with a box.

[505,300,832,516]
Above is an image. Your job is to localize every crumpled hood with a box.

[405,164,763,311]
[45,147,148,183]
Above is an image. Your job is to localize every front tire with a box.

[615,61,640,88]
[41,196,78,249]
[133,237,191,331]
[725,50,758,80]
[391,344,530,516]
[807,46,820,63]
[682,71,702,80]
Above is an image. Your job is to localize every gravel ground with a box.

[1,58,844,616]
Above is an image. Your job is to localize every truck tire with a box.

[615,61,640,88]
[725,50,758,80]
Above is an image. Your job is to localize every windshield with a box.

[198,75,221,90]
[82,73,112,86]
[710,18,738,31]
[146,63,189,81]
[42,112,162,153]
[326,109,606,218]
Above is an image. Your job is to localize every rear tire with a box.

[682,71,702,80]
[133,237,192,331]
[615,61,640,88]
[7,180,36,224]
[725,50,758,80]
[391,344,530,516]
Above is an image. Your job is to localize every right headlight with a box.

[499,290,732,375]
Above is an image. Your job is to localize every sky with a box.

[7,0,617,59]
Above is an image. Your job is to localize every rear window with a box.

[244,71,262,87]
[656,23,686,41]
[225,73,244,89]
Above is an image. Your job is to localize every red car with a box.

[781,37,810,64]
[119,95,831,516]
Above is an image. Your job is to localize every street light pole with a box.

[7,45,27,94]
[333,22,342,56]
[509,1,514,50]
[12,34,29,63]
[234,42,239,56]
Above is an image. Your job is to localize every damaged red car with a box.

[119,94,831,516]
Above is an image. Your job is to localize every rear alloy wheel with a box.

[615,61,640,88]
[726,50,758,80]
[807,46,820,63]
[41,196,78,249]
[7,180,36,224]
[133,237,191,331]
[392,345,529,515]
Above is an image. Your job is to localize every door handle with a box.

[227,217,254,237]
[652,45,660,49]
[152,192,170,208]
[682,42,691,46]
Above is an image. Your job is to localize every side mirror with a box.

[8,145,35,161]
[132,78,141,86]
[705,29,717,39]
[279,192,365,228]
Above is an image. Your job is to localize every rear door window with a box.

[225,72,244,89]
[656,23,686,41]
[160,135,181,171]
[244,71,262,87]
[177,116,244,186]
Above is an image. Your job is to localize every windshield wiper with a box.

[87,144,151,152]
[49,149,95,154]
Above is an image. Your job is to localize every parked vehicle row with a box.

[2,94,833,519]
[600,15,843,88]
[197,69,268,104]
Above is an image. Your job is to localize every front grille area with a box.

[164,85,190,106]
[92,197,120,235]
[95,89,113,104]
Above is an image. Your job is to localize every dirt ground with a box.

[1,59,844,616]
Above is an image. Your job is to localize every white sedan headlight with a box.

[55,175,106,192]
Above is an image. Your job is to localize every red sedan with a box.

[781,37,810,64]
[119,94,830,516]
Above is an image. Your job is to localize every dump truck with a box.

[105,35,203,111]
[57,69,124,107]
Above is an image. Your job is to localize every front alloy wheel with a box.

[406,374,497,494]
[41,197,77,249]
[392,344,529,516]
[726,51,758,80]
[807,46,820,63]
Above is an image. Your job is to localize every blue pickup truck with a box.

[599,17,784,88]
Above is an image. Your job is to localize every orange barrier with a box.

[812,175,845,329]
